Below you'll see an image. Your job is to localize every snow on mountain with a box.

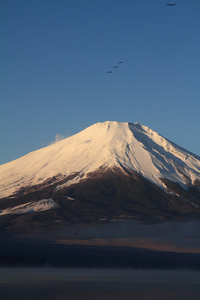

[0,121,200,199]
[0,198,57,215]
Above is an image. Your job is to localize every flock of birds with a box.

[106,61,123,74]
[106,4,176,74]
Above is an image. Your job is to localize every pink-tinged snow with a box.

[0,121,200,198]
[0,199,57,215]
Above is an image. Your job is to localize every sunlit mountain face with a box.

[0,121,200,232]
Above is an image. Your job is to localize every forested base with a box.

[1,236,200,269]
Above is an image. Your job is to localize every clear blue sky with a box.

[1,0,200,164]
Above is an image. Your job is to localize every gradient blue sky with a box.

[1,0,200,164]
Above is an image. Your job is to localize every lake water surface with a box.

[1,268,200,300]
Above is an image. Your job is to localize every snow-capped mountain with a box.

[0,121,200,229]
[1,121,200,198]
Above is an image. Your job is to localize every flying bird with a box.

[113,66,118,69]
[118,61,123,64]
[106,71,113,74]
[166,3,176,6]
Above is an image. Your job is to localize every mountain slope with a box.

[0,121,200,199]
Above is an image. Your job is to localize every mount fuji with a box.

[0,121,200,231]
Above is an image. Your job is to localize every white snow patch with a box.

[0,198,57,215]
[55,175,84,192]
[66,196,76,201]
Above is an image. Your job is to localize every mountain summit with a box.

[0,121,200,228]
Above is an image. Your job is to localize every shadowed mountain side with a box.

[0,168,200,233]
[56,168,200,221]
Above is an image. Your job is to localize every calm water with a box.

[1,268,200,300]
